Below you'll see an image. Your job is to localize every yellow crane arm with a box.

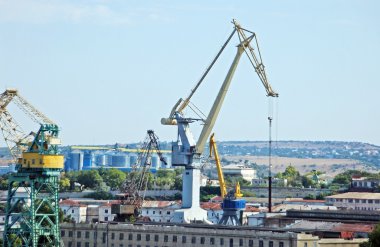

[209,133,227,198]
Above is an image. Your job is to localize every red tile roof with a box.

[59,199,87,207]
[332,223,375,233]
[201,202,222,210]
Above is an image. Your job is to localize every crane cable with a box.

[267,97,280,173]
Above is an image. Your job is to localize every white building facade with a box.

[326,192,380,210]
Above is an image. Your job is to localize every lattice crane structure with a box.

[0,89,63,246]
[112,130,167,222]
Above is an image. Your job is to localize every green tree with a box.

[275,165,302,187]
[301,176,314,188]
[332,170,373,185]
[360,222,380,247]
[102,168,127,190]
[59,177,71,191]
[77,170,103,189]
[65,171,79,190]
[173,176,183,190]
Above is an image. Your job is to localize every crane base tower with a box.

[4,170,61,247]
[172,168,209,223]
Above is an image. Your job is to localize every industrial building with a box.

[326,192,380,210]
[61,222,319,247]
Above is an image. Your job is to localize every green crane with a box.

[0,89,63,246]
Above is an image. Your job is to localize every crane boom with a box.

[209,133,227,198]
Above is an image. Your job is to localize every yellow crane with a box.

[209,133,245,225]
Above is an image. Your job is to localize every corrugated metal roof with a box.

[272,204,337,212]
[327,192,380,200]
[142,201,180,208]
[286,220,338,230]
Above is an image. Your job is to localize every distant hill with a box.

[216,141,380,168]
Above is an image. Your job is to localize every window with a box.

[85,243,90,247]
[369,200,373,203]
[173,235,177,243]
[269,241,273,247]
[249,240,254,247]
[105,209,108,213]
[94,231,97,239]
[153,211,155,214]
[77,243,81,247]
[146,234,150,241]
[362,199,366,203]
[164,235,168,242]
[154,235,159,242]
[85,231,90,239]
[137,234,141,241]
[167,211,170,215]
[77,231,81,238]
[210,237,215,245]
[102,232,107,244]
[105,217,108,221]
[201,237,205,244]
[355,199,360,203]
[129,234,133,240]
[259,240,264,247]
[111,233,115,240]
[279,242,284,247]
[39,159,43,164]
[32,159,35,164]
[229,238,233,247]
[159,211,162,215]
[120,233,124,240]
[304,243,308,247]
[182,236,186,243]
[239,239,243,246]
[191,236,196,244]
[61,230,65,237]
[72,209,74,213]
[120,245,123,247]
[69,231,73,237]
[68,242,72,247]
[220,238,224,245]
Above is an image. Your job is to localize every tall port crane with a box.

[209,133,245,225]
[112,130,167,222]
[161,19,278,223]
[0,89,63,246]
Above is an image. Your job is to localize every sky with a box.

[0,0,379,146]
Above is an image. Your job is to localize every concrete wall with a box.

[243,186,332,199]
